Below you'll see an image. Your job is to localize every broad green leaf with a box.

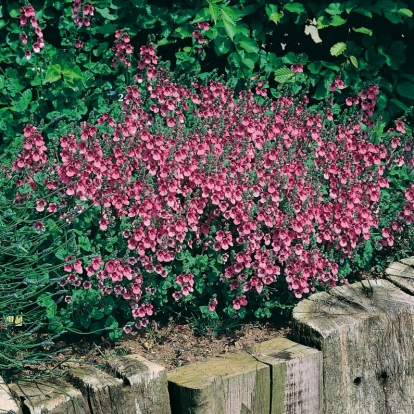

[274,67,295,83]
[399,8,413,17]
[308,61,323,74]
[283,3,306,14]
[350,55,358,68]
[330,42,347,56]
[208,2,219,24]
[214,36,231,55]
[325,3,345,15]
[238,37,259,54]
[240,57,255,71]
[104,314,118,328]
[95,7,117,20]
[397,82,414,99]
[345,0,359,13]
[220,7,237,25]
[352,26,373,35]
[330,15,347,26]
[80,313,91,329]
[93,42,109,57]
[265,4,284,24]
[192,7,210,23]
[12,89,32,112]
[383,12,403,23]
[353,7,372,17]
[45,64,62,83]
[91,308,105,320]
[375,0,398,11]
[282,52,297,64]
[389,98,409,111]
[221,16,236,41]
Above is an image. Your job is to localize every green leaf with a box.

[349,55,358,68]
[214,36,231,55]
[330,42,347,56]
[330,15,347,26]
[383,12,403,24]
[104,314,118,328]
[352,26,373,35]
[12,89,32,112]
[93,42,109,57]
[221,16,236,41]
[399,8,413,17]
[353,7,372,17]
[283,3,306,14]
[91,308,105,320]
[45,64,62,83]
[238,37,259,54]
[103,296,115,315]
[308,61,323,74]
[79,313,91,329]
[208,1,220,24]
[241,57,255,71]
[95,7,117,20]
[389,99,409,111]
[192,7,210,23]
[274,67,295,83]
[375,0,398,11]
[396,82,414,99]
[325,3,345,15]
[345,0,359,13]
[265,4,284,24]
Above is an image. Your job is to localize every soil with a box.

[53,318,292,371]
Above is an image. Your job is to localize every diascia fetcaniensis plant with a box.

[9,42,413,335]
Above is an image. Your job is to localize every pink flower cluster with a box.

[72,0,94,28]
[13,125,47,174]
[13,45,412,325]
[19,5,44,60]
[112,30,133,68]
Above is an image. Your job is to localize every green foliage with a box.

[1,0,413,156]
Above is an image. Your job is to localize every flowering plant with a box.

[8,41,413,336]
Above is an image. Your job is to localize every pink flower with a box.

[166,117,176,128]
[232,295,248,310]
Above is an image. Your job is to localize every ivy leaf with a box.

[396,82,414,99]
[352,27,373,35]
[330,42,347,56]
[283,3,306,14]
[238,37,259,54]
[349,55,358,68]
[325,3,345,15]
[274,67,295,83]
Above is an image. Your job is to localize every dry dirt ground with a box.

[54,318,292,371]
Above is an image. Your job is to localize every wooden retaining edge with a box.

[167,337,322,414]
[3,256,414,414]
[4,355,171,414]
[292,258,414,414]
